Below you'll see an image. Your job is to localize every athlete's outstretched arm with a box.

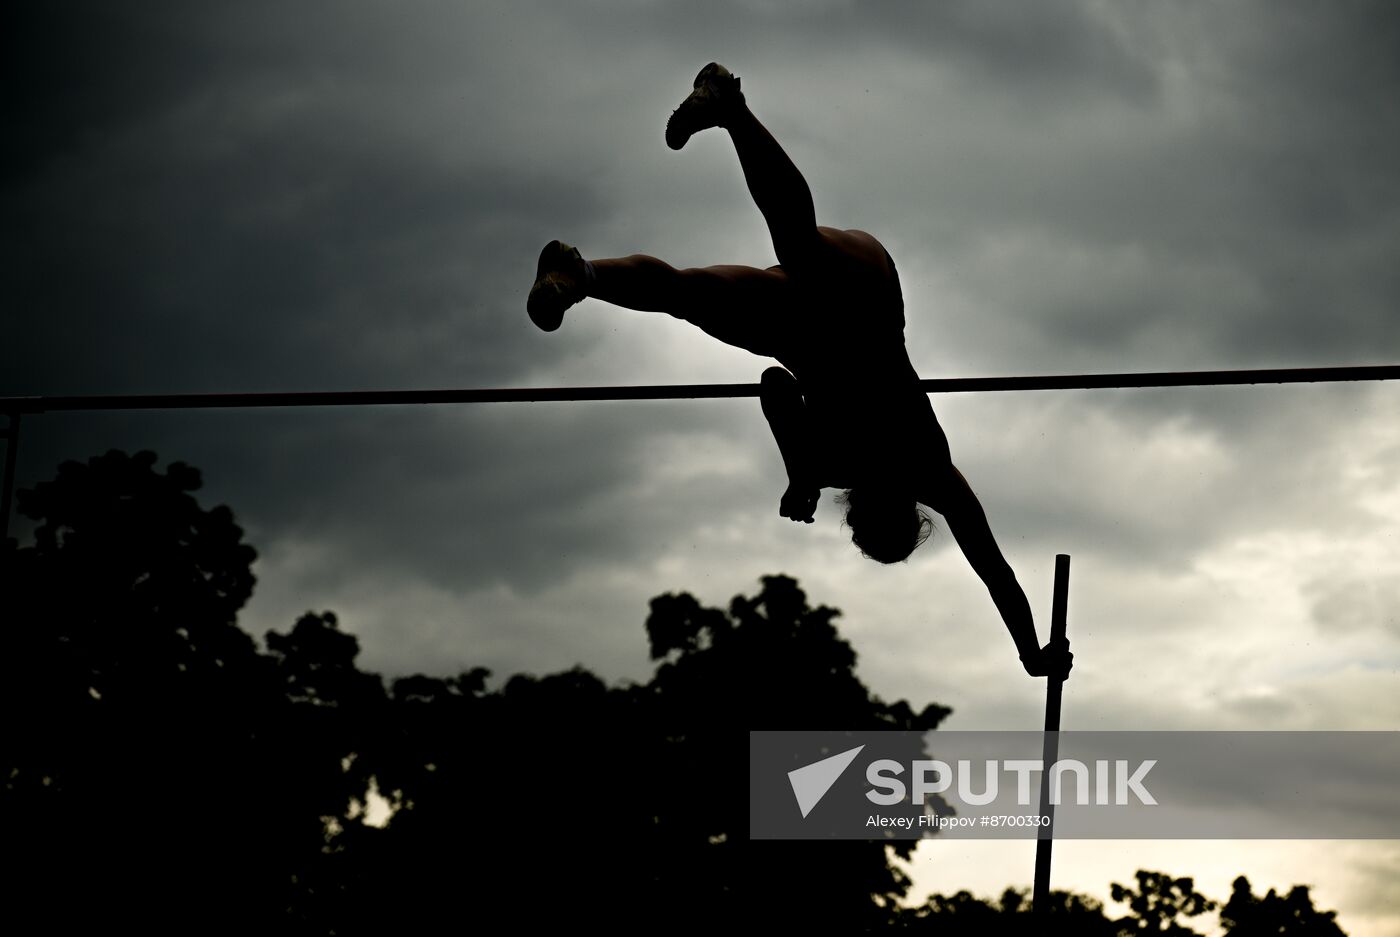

[933,466,1073,679]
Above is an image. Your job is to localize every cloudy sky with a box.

[6,1,1400,930]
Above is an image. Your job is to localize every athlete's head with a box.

[839,487,933,564]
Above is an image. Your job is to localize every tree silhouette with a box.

[899,871,1351,936]
[331,575,951,931]
[1109,870,1216,935]
[898,884,1132,934]
[0,450,1357,935]
[1220,875,1348,936]
[635,575,951,929]
[1,451,382,931]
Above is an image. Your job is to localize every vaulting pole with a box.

[1033,553,1071,916]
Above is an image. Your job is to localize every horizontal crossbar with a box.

[4,365,1399,413]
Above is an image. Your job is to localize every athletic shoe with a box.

[665,62,743,151]
[527,240,587,331]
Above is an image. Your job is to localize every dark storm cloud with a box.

[5,0,785,632]
[4,0,628,399]
[7,143,595,392]
[608,0,1160,106]
[17,398,766,599]
[6,3,219,179]
[13,0,1394,401]
[953,383,1396,574]
[7,0,1400,675]
[233,401,764,595]
[813,3,1400,377]
[867,0,1161,104]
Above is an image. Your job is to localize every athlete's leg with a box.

[666,64,819,270]
[725,105,820,271]
[589,254,792,357]
[668,64,910,309]
[527,240,793,357]
[760,366,819,522]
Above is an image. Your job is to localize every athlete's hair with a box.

[838,487,933,564]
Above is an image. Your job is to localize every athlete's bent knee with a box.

[761,366,797,390]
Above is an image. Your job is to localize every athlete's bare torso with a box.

[771,227,951,495]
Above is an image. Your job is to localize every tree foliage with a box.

[1220,876,1348,936]
[1110,870,1217,934]
[900,872,1348,936]
[0,451,1354,935]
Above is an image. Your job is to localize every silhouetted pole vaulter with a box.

[528,62,1073,679]
[1033,554,1072,916]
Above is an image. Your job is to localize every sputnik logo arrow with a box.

[787,744,865,819]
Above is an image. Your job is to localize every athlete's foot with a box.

[665,62,744,151]
[527,240,588,331]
